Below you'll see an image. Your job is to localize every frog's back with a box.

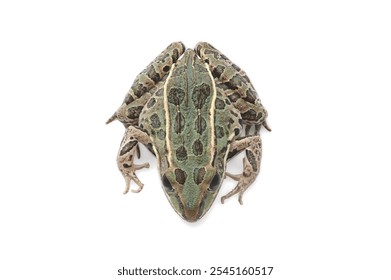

[163,49,216,169]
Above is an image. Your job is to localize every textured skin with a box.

[108,42,270,222]
[107,42,186,127]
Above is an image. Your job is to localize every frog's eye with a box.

[162,175,174,192]
[209,173,221,191]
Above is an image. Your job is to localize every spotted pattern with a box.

[242,109,257,122]
[246,150,258,172]
[193,167,206,185]
[119,140,137,156]
[109,42,269,222]
[212,65,225,79]
[195,41,269,127]
[132,83,149,98]
[227,92,240,103]
[146,66,160,83]
[175,168,187,184]
[157,129,165,140]
[215,126,225,139]
[147,97,156,108]
[124,94,134,104]
[168,88,185,105]
[215,98,225,110]
[176,146,188,161]
[243,88,257,103]
[192,83,210,109]
[127,106,144,119]
[150,113,161,128]
[192,139,203,156]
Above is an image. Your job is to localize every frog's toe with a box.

[221,183,245,205]
[121,162,150,194]
[122,173,143,194]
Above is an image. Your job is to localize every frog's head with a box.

[161,164,223,222]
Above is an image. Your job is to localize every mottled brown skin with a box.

[108,42,270,222]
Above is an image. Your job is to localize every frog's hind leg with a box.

[117,126,152,194]
[222,135,262,204]
[195,42,270,134]
[107,41,185,127]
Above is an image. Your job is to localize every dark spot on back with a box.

[243,88,257,103]
[150,113,161,128]
[168,87,185,105]
[192,83,211,109]
[216,126,225,138]
[212,65,225,79]
[228,92,240,102]
[127,106,143,119]
[193,167,206,185]
[176,146,188,161]
[230,110,238,117]
[192,139,204,156]
[163,65,170,72]
[124,94,134,104]
[172,49,179,61]
[215,98,225,110]
[217,83,230,91]
[147,97,156,108]
[242,109,258,122]
[175,168,187,184]
[146,66,160,83]
[132,82,148,98]
[157,129,165,140]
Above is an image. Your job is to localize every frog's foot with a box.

[221,158,256,205]
[121,162,150,194]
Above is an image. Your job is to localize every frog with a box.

[107,42,270,222]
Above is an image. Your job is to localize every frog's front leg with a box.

[221,136,262,204]
[117,126,152,194]
[195,42,270,133]
[107,41,185,127]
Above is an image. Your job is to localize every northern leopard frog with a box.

[107,42,270,222]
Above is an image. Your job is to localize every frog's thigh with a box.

[107,42,185,126]
[117,126,152,194]
[195,42,268,129]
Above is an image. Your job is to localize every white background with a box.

[0,0,390,279]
